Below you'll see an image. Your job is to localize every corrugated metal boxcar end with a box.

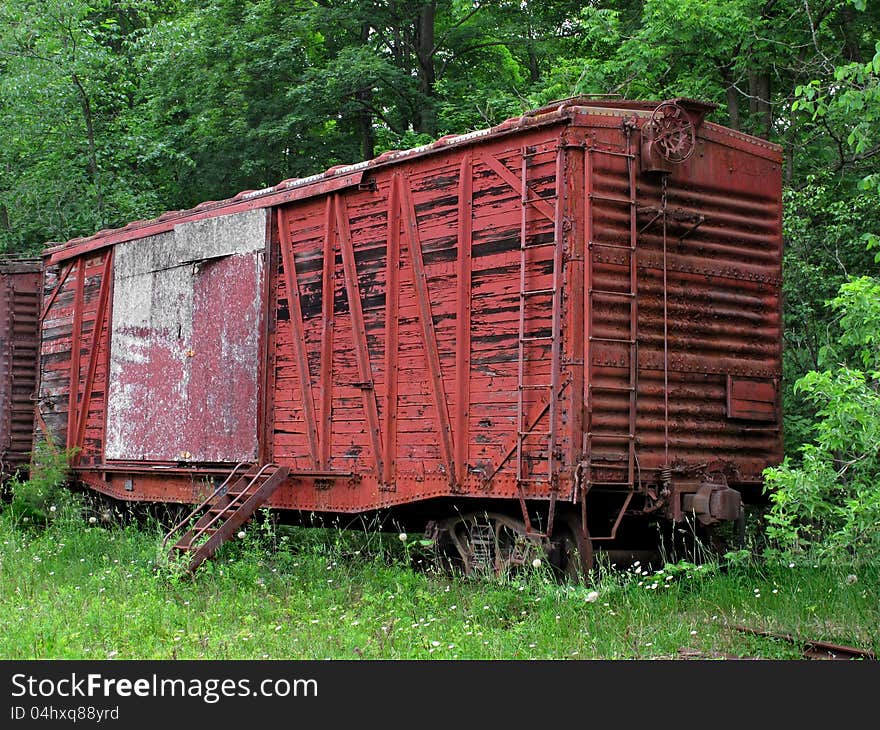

[1,257,41,482]
[33,97,784,576]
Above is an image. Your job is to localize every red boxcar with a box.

[1,258,41,477]
[35,98,783,573]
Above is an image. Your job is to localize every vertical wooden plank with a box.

[276,207,320,468]
[382,177,401,488]
[335,194,384,479]
[72,250,114,460]
[399,177,457,488]
[39,261,73,323]
[66,259,86,451]
[319,197,336,470]
[454,154,473,488]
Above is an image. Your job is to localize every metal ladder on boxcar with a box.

[582,135,639,538]
[162,462,289,573]
[514,145,565,498]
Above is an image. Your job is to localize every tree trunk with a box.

[754,72,771,137]
[839,5,861,62]
[527,21,540,83]
[748,71,771,137]
[357,22,375,160]
[71,72,104,221]
[721,67,740,130]
[415,1,437,136]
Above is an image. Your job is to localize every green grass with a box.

[0,507,877,660]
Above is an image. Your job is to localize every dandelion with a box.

[846,574,858,585]
[431,641,441,647]
[275,625,283,632]
[772,589,778,594]
[237,531,246,539]
[788,562,795,568]
[398,532,407,542]
[49,505,57,513]
[665,575,674,581]
[88,516,97,524]
[532,558,542,568]
[528,643,536,648]
[585,591,599,603]
[690,630,697,636]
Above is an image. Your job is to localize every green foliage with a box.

[763,275,880,562]
[5,441,77,524]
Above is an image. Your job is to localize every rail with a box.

[161,460,252,551]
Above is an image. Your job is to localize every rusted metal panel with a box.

[0,259,41,474]
[104,209,266,462]
[44,98,783,522]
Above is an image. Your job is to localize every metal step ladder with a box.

[583,130,639,538]
[163,462,290,573]
[515,145,565,493]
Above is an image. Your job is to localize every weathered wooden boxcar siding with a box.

[0,261,41,473]
[271,126,566,508]
[38,252,113,461]
[587,121,782,482]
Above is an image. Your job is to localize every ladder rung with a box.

[521,335,553,342]
[590,289,635,298]
[521,288,556,297]
[519,384,552,390]
[519,478,551,484]
[589,384,635,392]
[588,432,634,439]
[589,193,634,205]
[588,336,635,344]
[524,194,558,204]
[588,241,635,252]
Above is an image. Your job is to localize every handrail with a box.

[162,460,251,550]
[182,463,276,544]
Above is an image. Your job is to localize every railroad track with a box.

[733,625,876,660]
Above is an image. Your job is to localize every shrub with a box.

[763,276,880,563]
[5,441,77,524]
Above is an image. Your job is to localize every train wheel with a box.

[551,516,594,584]
[447,512,539,577]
